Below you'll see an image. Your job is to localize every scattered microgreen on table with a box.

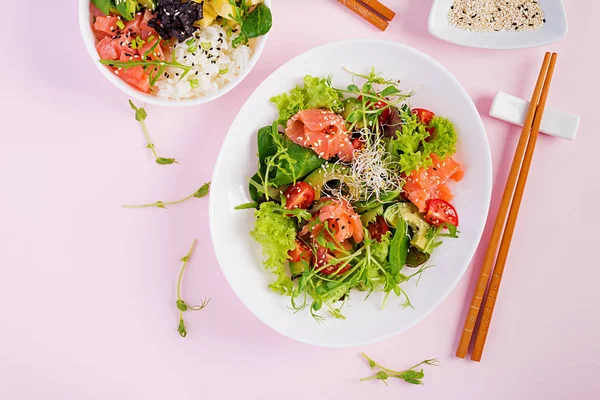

[122,182,210,209]
[360,353,439,386]
[176,239,211,338]
[128,100,178,165]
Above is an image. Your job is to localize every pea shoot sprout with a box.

[360,353,439,386]
[128,100,178,165]
[122,183,210,209]
[176,239,211,338]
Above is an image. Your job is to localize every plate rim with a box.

[209,38,493,347]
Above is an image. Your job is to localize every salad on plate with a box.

[89,0,272,99]
[242,68,464,321]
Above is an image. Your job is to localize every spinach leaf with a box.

[257,125,278,172]
[92,0,113,15]
[248,173,262,203]
[389,218,409,275]
[241,3,273,39]
[271,140,325,186]
[250,124,324,200]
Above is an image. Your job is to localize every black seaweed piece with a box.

[148,0,203,42]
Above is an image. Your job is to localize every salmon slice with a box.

[317,197,364,243]
[403,154,463,212]
[285,109,354,161]
[93,16,119,39]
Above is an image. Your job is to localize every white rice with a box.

[155,24,252,100]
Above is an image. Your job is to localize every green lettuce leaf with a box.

[360,204,384,226]
[387,109,458,175]
[250,202,296,294]
[386,107,430,174]
[423,116,457,159]
[371,231,392,266]
[270,75,342,124]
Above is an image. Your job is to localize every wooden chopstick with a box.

[456,52,554,359]
[337,0,390,31]
[359,0,396,21]
[471,52,558,361]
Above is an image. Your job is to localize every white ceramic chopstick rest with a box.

[489,91,580,140]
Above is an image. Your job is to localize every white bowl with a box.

[78,0,271,106]
[428,0,567,49]
[209,39,492,348]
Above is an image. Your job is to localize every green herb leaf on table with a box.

[122,182,211,209]
[194,182,211,198]
[359,353,439,386]
[128,100,179,165]
[176,239,210,338]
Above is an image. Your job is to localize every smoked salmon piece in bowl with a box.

[209,39,492,347]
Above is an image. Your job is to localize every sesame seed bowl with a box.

[428,0,567,49]
[78,0,272,107]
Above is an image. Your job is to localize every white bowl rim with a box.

[78,0,272,107]
[209,38,493,347]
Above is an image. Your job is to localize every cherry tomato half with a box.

[424,199,459,227]
[288,239,314,263]
[351,137,365,151]
[284,182,315,210]
[412,108,435,125]
[367,216,390,242]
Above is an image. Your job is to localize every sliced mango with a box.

[196,2,218,28]
[210,0,237,21]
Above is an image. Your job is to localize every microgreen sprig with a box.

[101,39,192,87]
[337,67,415,135]
[360,353,439,386]
[122,182,210,209]
[288,228,431,323]
[176,239,211,338]
[128,100,178,165]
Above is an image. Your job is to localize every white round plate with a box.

[210,39,492,348]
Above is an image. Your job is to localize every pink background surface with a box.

[2,1,599,399]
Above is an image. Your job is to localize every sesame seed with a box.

[448,0,545,32]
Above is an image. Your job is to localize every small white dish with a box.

[428,0,567,49]
[209,39,492,348]
[78,0,271,107]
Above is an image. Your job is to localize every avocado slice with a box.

[384,202,431,252]
[341,97,364,128]
[289,261,306,280]
[303,163,351,200]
